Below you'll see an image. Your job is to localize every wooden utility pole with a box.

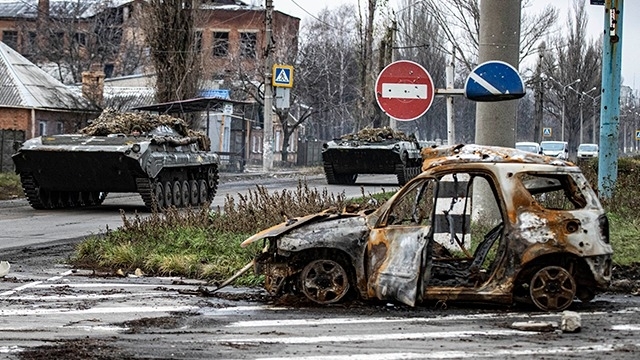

[262,0,274,171]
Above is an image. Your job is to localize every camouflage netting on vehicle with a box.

[79,108,211,150]
[339,127,416,143]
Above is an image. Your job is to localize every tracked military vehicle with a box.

[321,127,423,185]
[12,109,219,211]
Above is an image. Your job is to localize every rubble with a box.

[561,311,582,333]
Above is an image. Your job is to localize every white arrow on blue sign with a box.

[464,60,525,102]
[636,130,640,141]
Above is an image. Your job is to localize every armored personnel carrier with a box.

[12,109,219,211]
[321,127,423,185]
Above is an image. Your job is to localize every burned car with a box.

[242,144,612,311]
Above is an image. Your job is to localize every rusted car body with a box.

[242,144,613,311]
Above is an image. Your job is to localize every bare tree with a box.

[140,0,203,104]
[395,1,450,140]
[296,5,361,140]
[420,0,558,71]
[540,0,601,157]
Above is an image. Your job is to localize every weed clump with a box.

[71,180,380,284]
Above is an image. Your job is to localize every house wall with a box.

[0,107,29,132]
[0,107,93,138]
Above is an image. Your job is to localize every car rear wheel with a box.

[529,266,576,311]
[300,259,350,305]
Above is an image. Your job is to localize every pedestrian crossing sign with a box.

[543,127,552,137]
[272,64,294,88]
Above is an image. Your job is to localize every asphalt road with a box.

[0,171,400,249]
[1,172,639,359]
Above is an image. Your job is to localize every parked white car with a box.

[577,143,599,159]
[540,141,569,160]
[515,141,541,154]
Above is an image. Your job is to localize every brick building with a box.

[0,41,98,138]
[0,0,300,84]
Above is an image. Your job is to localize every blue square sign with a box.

[272,64,294,88]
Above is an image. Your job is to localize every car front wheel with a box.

[300,259,350,305]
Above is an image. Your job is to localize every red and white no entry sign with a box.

[375,60,435,121]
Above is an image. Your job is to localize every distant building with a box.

[0,41,98,138]
[0,0,300,85]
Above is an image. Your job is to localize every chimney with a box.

[82,65,105,106]
[38,0,50,21]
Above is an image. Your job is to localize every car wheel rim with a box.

[300,259,349,304]
[530,266,576,311]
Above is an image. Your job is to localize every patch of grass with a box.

[0,172,22,200]
[608,213,640,266]
[70,181,382,284]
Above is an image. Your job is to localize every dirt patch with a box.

[121,316,183,334]
[17,338,134,360]
[610,263,640,293]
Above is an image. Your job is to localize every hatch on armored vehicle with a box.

[12,109,219,211]
[321,127,423,185]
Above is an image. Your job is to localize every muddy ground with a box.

[3,241,640,359]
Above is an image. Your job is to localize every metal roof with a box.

[0,0,132,19]
[133,97,253,114]
[0,41,97,111]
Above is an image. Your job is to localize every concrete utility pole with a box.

[472,0,521,224]
[475,0,521,147]
[598,0,624,198]
[262,0,274,171]
[446,48,455,145]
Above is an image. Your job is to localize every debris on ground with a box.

[510,321,558,332]
[0,261,9,277]
[561,310,582,333]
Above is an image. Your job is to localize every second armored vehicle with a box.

[321,127,423,185]
[12,109,219,211]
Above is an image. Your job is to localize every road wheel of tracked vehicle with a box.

[154,182,165,210]
[164,182,173,207]
[530,266,576,311]
[181,180,190,206]
[189,180,199,205]
[198,179,209,204]
[172,181,182,207]
[300,259,350,305]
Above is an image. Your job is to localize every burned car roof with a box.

[421,144,573,170]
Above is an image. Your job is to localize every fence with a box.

[0,129,24,173]
[297,139,324,167]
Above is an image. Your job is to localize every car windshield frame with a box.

[578,144,598,151]
[541,142,565,151]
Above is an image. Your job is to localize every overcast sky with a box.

[273,0,639,90]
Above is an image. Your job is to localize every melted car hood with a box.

[241,209,362,247]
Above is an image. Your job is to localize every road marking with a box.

[0,270,73,296]
[0,305,198,316]
[2,292,161,301]
[612,324,640,331]
[211,329,534,344]
[255,343,640,360]
[227,309,616,328]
